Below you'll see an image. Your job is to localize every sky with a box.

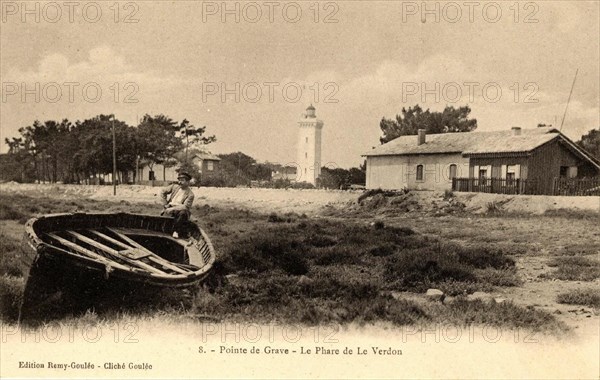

[1,1,598,168]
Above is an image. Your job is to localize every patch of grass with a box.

[542,256,600,281]
[0,203,28,221]
[0,275,25,321]
[544,208,600,221]
[453,245,515,270]
[312,247,363,266]
[222,232,309,275]
[557,289,600,308]
[369,244,397,257]
[474,268,521,287]
[383,242,515,292]
[437,280,493,296]
[0,232,24,276]
[555,243,600,256]
[440,299,566,331]
[385,247,477,291]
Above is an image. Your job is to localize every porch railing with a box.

[452,178,538,195]
[553,177,600,196]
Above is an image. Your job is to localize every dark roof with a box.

[364,127,600,169]
[365,127,561,157]
[193,152,221,161]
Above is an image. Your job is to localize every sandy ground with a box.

[1,182,599,215]
[0,182,360,215]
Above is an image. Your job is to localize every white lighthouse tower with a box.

[296,104,324,185]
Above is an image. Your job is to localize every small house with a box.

[138,151,221,185]
[363,127,600,195]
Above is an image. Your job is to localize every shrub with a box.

[542,257,600,281]
[304,234,337,248]
[369,244,396,257]
[475,268,521,287]
[443,299,566,331]
[222,232,309,276]
[313,247,362,266]
[486,201,503,215]
[0,275,25,321]
[289,181,315,189]
[267,213,283,223]
[556,289,600,308]
[452,244,515,270]
[373,220,385,230]
[299,276,379,301]
[0,232,23,277]
[437,280,491,296]
[384,248,477,291]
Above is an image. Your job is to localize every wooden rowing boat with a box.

[18,212,216,322]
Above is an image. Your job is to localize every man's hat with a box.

[177,171,192,180]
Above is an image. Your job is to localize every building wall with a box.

[469,156,530,179]
[296,119,323,185]
[194,158,220,177]
[139,164,179,182]
[366,153,469,190]
[469,139,599,195]
[528,139,599,193]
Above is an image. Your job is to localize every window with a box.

[305,137,308,143]
[305,152,308,159]
[502,164,520,184]
[479,168,488,185]
[506,165,517,184]
[561,166,577,178]
[207,161,214,171]
[568,167,578,178]
[448,164,457,180]
[416,165,424,181]
[149,171,155,181]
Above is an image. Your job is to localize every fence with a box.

[553,177,600,196]
[452,178,539,195]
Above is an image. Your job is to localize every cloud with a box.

[5,45,176,89]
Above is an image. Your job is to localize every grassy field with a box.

[1,190,598,334]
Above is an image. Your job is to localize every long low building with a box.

[363,127,600,195]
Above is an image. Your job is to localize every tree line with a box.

[380,104,599,160]
[1,114,215,184]
[201,152,366,189]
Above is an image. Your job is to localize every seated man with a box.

[160,171,195,238]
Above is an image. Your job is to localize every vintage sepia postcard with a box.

[0,0,599,379]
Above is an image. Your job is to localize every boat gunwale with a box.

[25,212,216,281]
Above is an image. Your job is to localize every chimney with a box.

[417,129,426,145]
[511,126,522,136]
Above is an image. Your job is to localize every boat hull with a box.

[19,212,216,322]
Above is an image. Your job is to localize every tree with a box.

[578,129,600,161]
[178,119,217,161]
[380,105,477,144]
[71,115,135,183]
[319,165,366,189]
[136,114,183,180]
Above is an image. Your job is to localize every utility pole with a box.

[185,122,190,163]
[560,68,579,132]
[112,115,117,196]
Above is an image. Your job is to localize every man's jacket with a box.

[160,184,195,211]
